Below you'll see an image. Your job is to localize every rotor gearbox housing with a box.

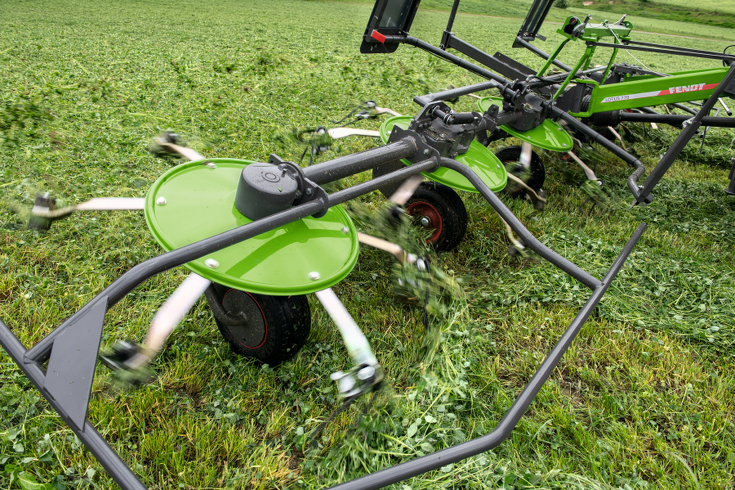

[235,163,300,220]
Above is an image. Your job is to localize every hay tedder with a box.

[0,1,701,489]
[369,0,735,202]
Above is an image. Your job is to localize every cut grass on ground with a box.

[1,1,735,489]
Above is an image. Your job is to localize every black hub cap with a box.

[222,290,267,348]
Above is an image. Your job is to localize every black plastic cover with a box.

[515,0,556,45]
[235,163,299,220]
[360,0,422,54]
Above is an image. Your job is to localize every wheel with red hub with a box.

[405,182,468,252]
[495,146,545,199]
[205,282,311,366]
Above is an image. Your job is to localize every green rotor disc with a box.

[145,159,359,296]
[477,97,573,152]
[379,116,507,194]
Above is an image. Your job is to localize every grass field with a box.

[1,0,735,489]
[562,0,735,30]
[652,0,735,15]
[328,0,735,39]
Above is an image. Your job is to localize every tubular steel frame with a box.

[1,120,646,488]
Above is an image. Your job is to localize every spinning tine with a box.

[143,273,212,355]
[357,232,412,264]
[506,173,546,206]
[719,98,732,116]
[154,139,205,161]
[520,142,533,167]
[607,126,626,150]
[567,151,598,181]
[388,175,424,206]
[315,288,378,367]
[374,106,401,117]
[327,128,381,139]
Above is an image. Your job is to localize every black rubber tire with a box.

[206,283,311,366]
[405,182,467,252]
[495,146,545,199]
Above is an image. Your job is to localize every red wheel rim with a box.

[406,201,442,243]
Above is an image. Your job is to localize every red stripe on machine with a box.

[601,82,720,104]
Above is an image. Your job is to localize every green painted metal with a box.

[575,67,732,117]
[557,16,633,43]
[379,116,507,193]
[535,14,732,117]
[145,159,359,296]
[477,97,573,152]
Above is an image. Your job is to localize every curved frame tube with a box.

[1,138,646,490]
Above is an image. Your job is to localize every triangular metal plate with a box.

[44,298,107,432]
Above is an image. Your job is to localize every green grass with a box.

[1,0,735,489]
[563,0,735,30]
[650,0,735,15]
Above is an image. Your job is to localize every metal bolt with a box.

[206,162,217,169]
[420,216,431,227]
[497,164,501,169]
[562,143,567,147]
[558,127,563,131]
[423,149,430,155]
[306,188,312,195]
[156,197,167,206]
[205,258,219,269]
[341,226,349,234]
[309,271,321,280]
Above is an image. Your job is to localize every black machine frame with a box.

[0,79,648,489]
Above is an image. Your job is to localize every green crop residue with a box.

[1,0,734,489]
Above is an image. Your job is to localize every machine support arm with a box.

[326,222,647,490]
[636,65,735,203]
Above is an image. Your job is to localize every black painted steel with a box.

[636,65,735,203]
[327,223,647,490]
[550,107,647,201]
[413,81,499,107]
[444,0,461,35]
[0,320,148,490]
[620,112,735,128]
[516,0,557,42]
[588,42,735,64]
[443,34,534,81]
[671,103,698,116]
[329,158,438,206]
[625,39,735,59]
[303,139,417,184]
[404,36,508,83]
[439,158,601,290]
[43,299,108,432]
[726,158,735,195]
[513,36,573,72]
